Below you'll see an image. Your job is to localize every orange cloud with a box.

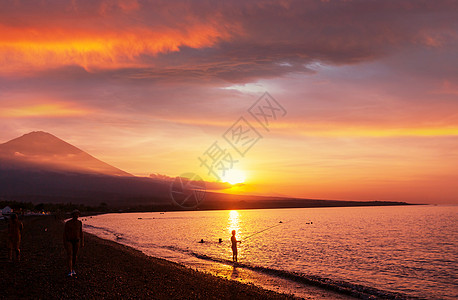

[0,0,455,81]
[0,102,93,118]
[292,125,458,138]
[0,23,236,74]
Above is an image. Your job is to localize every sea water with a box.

[83,205,457,299]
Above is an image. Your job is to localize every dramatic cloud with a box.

[1,0,456,81]
[0,0,457,203]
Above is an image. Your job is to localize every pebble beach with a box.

[0,216,293,299]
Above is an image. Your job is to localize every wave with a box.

[84,224,125,240]
[143,244,421,300]
[85,225,421,300]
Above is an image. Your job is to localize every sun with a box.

[222,169,246,185]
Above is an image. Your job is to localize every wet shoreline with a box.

[0,216,294,299]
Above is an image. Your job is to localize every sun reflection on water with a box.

[227,210,241,235]
[225,210,246,265]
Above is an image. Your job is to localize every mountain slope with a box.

[0,131,411,208]
[0,131,131,176]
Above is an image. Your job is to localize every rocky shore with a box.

[0,216,293,299]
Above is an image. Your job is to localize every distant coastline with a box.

[190,191,417,211]
[1,195,418,216]
[0,131,427,213]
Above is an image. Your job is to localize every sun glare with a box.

[223,169,246,185]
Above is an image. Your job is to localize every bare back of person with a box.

[8,220,23,245]
[63,211,84,277]
[7,214,23,262]
[64,219,82,241]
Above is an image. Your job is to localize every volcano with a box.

[0,131,170,206]
[0,131,131,176]
[0,132,410,209]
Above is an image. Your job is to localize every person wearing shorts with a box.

[231,230,241,262]
[7,213,23,262]
[63,210,84,277]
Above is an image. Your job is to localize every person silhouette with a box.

[231,230,241,262]
[63,210,84,277]
[7,213,23,262]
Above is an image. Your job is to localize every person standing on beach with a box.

[63,210,84,277]
[7,213,23,262]
[231,230,241,262]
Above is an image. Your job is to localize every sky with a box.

[0,0,457,204]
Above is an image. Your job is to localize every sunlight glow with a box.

[222,169,246,185]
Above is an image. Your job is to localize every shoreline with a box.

[0,216,295,299]
[81,209,419,300]
[74,203,426,218]
[83,229,355,300]
[0,213,420,299]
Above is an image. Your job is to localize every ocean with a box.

[83,205,457,299]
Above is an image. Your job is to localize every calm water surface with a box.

[84,205,457,299]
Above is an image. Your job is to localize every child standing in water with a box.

[231,230,241,262]
[7,213,23,262]
[63,210,84,277]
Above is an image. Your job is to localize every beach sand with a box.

[0,216,296,299]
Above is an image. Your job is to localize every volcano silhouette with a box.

[0,131,131,176]
[0,132,409,209]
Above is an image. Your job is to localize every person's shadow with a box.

[230,266,239,279]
